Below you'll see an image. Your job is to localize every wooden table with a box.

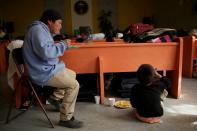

[182,36,197,78]
[60,39,183,104]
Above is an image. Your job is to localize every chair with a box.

[6,47,54,128]
[79,26,92,38]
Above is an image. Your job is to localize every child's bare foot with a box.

[134,110,162,124]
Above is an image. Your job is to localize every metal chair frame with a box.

[6,47,54,128]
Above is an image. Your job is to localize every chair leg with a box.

[28,81,55,128]
[6,96,14,124]
[6,92,26,124]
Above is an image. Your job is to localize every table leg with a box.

[98,57,105,104]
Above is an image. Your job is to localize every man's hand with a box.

[64,39,79,49]
[64,39,71,45]
[154,68,162,79]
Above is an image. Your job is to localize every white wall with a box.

[71,0,93,32]
[97,0,118,30]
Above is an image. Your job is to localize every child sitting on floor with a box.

[130,64,170,123]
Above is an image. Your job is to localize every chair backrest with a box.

[12,47,54,99]
[12,47,24,76]
[9,48,55,128]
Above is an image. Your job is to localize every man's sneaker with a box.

[47,97,61,111]
[59,117,83,128]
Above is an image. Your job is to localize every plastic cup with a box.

[108,98,115,106]
[94,96,100,104]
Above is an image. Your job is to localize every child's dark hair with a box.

[40,9,62,25]
[137,64,155,85]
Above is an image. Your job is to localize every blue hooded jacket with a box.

[23,21,68,86]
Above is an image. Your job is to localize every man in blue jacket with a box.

[23,9,83,128]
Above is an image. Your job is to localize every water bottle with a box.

[87,27,93,42]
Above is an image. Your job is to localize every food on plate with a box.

[114,100,131,109]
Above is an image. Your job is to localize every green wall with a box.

[117,0,154,30]
[0,0,43,37]
[153,0,197,30]
[1,0,197,37]
[0,0,154,37]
